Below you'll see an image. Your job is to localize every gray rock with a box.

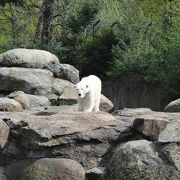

[133,115,170,140]
[158,120,180,143]
[0,67,53,95]
[58,86,78,105]
[52,78,73,96]
[103,140,180,180]
[0,98,23,112]
[26,94,51,107]
[164,98,180,112]
[48,63,79,84]
[22,158,85,180]
[7,91,29,109]
[160,143,180,171]
[0,120,10,148]
[100,94,114,112]
[0,48,59,68]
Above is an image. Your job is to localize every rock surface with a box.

[0,67,53,95]
[0,48,59,68]
[52,78,73,96]
[7,91,29,109]
[164,98,180,112]
[158,119,180,143]
[22,158,85,180]
[48,63,79,84]
[0,120,10,148]
[58,86,77,105]
[100,94,114,112]
[159,143,180,171]
[103,140,180,180]
[26,94,51,107]
[0,97,23,112]
[133,115,170,140]
[0,106,132,169]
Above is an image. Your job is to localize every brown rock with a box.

[133,115,170,140]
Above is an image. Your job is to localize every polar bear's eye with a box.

[86,85,88,88]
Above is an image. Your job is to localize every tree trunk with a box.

[41,0,54,45]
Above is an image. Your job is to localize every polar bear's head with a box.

[75,82,89,98]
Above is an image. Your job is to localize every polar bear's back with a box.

[81,75,101,90]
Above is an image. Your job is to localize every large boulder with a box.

[164,98,180,112]
[103,140,180,180]
[22,158,85,180]
[0,120,10,149]
[0,98,23,112]
[47,63,79,84]
[0,48,59,68]
[0,67,53,95]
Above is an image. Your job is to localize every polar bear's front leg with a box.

[77,98,83,111]
[94,98,100,111]
[84,94,94,112]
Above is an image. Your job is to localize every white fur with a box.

[75,75,102,112]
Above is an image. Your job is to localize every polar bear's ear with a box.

[86,85,89,88]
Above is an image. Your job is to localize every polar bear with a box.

[75,75,102,112]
